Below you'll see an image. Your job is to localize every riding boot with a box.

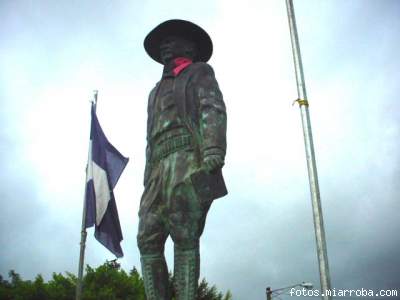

[140,253,171,300]
[173,246,200,300]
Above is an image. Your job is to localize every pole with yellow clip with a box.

[285,1,332,299]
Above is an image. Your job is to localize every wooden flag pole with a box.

[75,90,98,300]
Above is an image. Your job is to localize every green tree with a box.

[47,272,76,300]
[82,260,144,300]
[32,275,49,300]
[129,267,146,300]
[2,270,51,300]
[0,262,232,300]
[0,274,13,300]
[222,290,232,300]
[197,278,226,300]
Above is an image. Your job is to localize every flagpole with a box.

[76,90,98,300]
[285,1,332,299]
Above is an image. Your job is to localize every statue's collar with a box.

[162,57,193,78]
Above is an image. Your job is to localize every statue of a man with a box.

[138,19,227,300]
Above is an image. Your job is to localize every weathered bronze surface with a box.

[137,19,227,300]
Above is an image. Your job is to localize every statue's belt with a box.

[151,133,192,163]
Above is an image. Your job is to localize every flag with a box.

[84,104,129,258]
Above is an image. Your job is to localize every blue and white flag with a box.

[85,105,129,258]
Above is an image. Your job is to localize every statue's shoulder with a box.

[147,81,161,108]
[188,62,214,73]
[185,62,215,82]
[149,81,160,95]
[153,81,161,90]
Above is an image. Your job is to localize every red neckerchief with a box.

[172,57,193,76]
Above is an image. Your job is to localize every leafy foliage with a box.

[0,261,232,300]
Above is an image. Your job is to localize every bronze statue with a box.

[137,19,227,300]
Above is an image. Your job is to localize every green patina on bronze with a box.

[138,19,227,300]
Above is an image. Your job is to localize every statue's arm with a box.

[143,86,157,186]
[143,144,151,186]
[192,63,227,170]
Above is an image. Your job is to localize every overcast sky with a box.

[1,1,399,299]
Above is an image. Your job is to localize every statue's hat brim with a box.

[144,19,213,64]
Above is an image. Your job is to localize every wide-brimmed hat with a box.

[144,19,213,64]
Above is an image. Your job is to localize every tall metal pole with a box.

[266,287,272,300]
[75,90,98,300]
[284,1,332,299]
